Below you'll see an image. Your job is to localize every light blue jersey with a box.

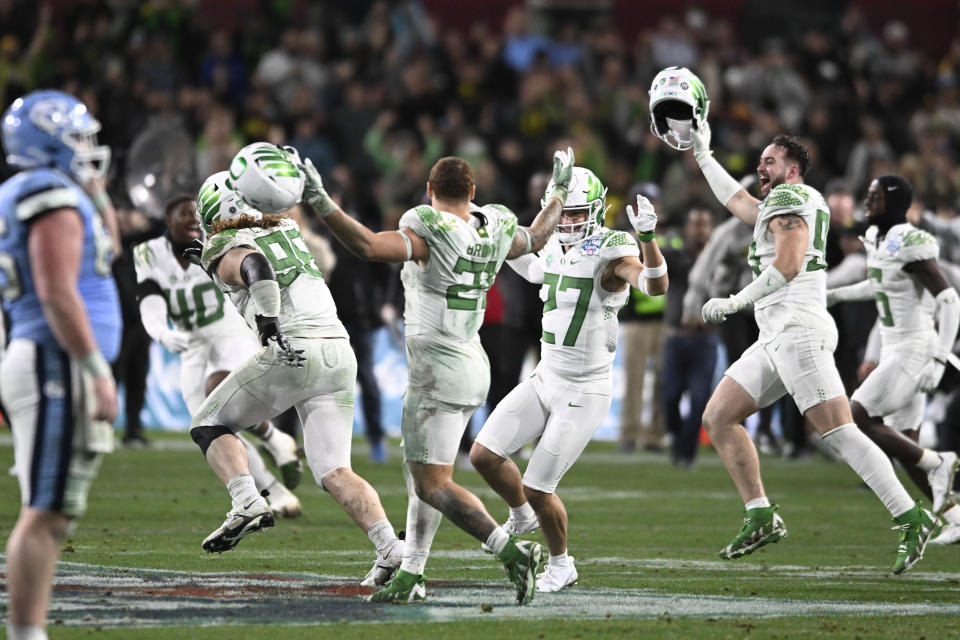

[0,167,121,360]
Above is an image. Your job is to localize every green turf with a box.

[1,432,959,638]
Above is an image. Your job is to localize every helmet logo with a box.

[229,156,247,180]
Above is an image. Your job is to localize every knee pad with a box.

[190,425,234,456]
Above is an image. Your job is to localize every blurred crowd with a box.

[2,0,960,464]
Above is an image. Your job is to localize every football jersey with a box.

[508,228,637,382]
[400,204,517,342]
[0,167,121,360]
[863,222,939,348]
[201,218,347,339]
[748,183,835,342]
[133,235,251,343]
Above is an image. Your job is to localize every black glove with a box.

[183,239,206,271]
[255,314,306,367]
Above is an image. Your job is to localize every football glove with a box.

[183,239,206,271]
[157,328,190,354]
[626,194,658,235]
[546,146,575,204]
[298,157,338,218]
[691,119,712,161]
[918,357,947,393]
[701,296,740,325]
[255,314,306,368]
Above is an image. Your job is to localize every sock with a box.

[398,462,442,576]
[943,504,960,525]
[485,526,510,556]
[821,424,915,517]
[548,551,569,567]
[238,435,275,493]
[260,421,275,440]
[916,449,942,472]
[7,624,48,640]
[745,497,771,510]
[226,474,261,512]
[510,502,536,522]
[367,519,398,556]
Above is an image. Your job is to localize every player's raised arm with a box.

[603,194,669,296]
[298,157,428,264]
[507,147,575,259]
[691,122,760,226]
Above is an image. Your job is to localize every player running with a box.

[185,145,402,587]
[469,167,668,592]
[291,148,574,604]
[133,188,303,517]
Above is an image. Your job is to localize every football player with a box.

[293,149,575,605]
[185,145,403,587]
[0,90,121,640]
[827,175,959,539]
[470,167,668,592]
[652,65,936,573]
[133,190,303,517]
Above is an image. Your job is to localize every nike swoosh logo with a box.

[243,499,259,510]
[568,402,582,408]
[886,186,897,191]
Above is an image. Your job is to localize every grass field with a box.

[1,432,959,639]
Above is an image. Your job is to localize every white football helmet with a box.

[228,142,304,213]
[197,170,261,233]
[649,66,710,151]
[542,167,608,246]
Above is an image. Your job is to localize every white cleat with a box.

[202,498,274,553]
[481,513,540,553]
[266,483,302,519]
[361,539,404,587]
[928,451,958,514]
[928,522,960,545]
[536,557,578,592]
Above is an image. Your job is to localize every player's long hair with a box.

[210,213,287,235]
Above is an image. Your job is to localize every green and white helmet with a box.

[649,66,710,151]
[542,166,608,246]
[228,142,304,213]
[197,170,261,234]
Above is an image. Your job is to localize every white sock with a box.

[399,463,442,576]
[7,624,48,640]
[917,449,942,472]
[367,519,398,556]
[943,504,960,525]
[745,497,771,510]
[485,526,510,555]
[226,474,261,512]
[821,424,915,517]
[510,502,536,522]
[548,551,569,567]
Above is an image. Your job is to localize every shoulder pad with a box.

[132,241,154,269]
[201,229,240,269]
[600,230,635,249]
[901,228,936,248]
[764,184,808,209]
[14,169,79,222]
[400,205,456,234]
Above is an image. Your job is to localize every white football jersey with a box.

[508,228,638,382]
[400,203,517,342]
[748,183,835,341]
[133,235,250,343]
[863,222,939,348]
[201,218,347,339]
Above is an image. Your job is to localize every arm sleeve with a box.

[828,279,873,305]
[506,253,545,284]
[935,287,960,357]
[864,319,881,363]
[826,253,867,288]
[138,294,170,343]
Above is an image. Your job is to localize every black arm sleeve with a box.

[240,252,276,286]
[136,278,163,303]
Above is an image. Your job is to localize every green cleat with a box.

[719,504,787,559]
[367,568,426,603]
[497,534,544,606]
[892,503,938,575]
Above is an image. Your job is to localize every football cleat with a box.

[367,569,426,603]
[891,503,938,574]
[202,499,274,553]
[481,512,540,554]
[536,556,578,592]
[258,429,303,490]
[719,504,787,559]
[927,451,958,514]
[361,540,404,587]
[266,483,302,519]
[498,535,544,606]
[928,522,960,545]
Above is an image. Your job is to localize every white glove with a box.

[626,194,658,235]
[701,296,740,325]
[297,157,338,217]
[918,357,947,393]
[825,289,839,308]
[546,146,575,204]
[158,328,190,353]
[691,119,712,161]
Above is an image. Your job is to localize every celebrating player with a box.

[469,167,668,592]
[0,90,121,640]
[133,189,303,517]
[293,148,575,604]
[649,65,936,573]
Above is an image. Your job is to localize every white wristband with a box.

[642,259,667,279]
[518,227,532,253]
[397,230,413,261]
[80,351,111,379]
[697,154,742,206]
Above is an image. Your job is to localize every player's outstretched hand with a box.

[918,358,946,393]
[298,157,338,218]
[626,194,658,236]
[701,296,738,325]
[691,119,712,160]
[547,146,575,204]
